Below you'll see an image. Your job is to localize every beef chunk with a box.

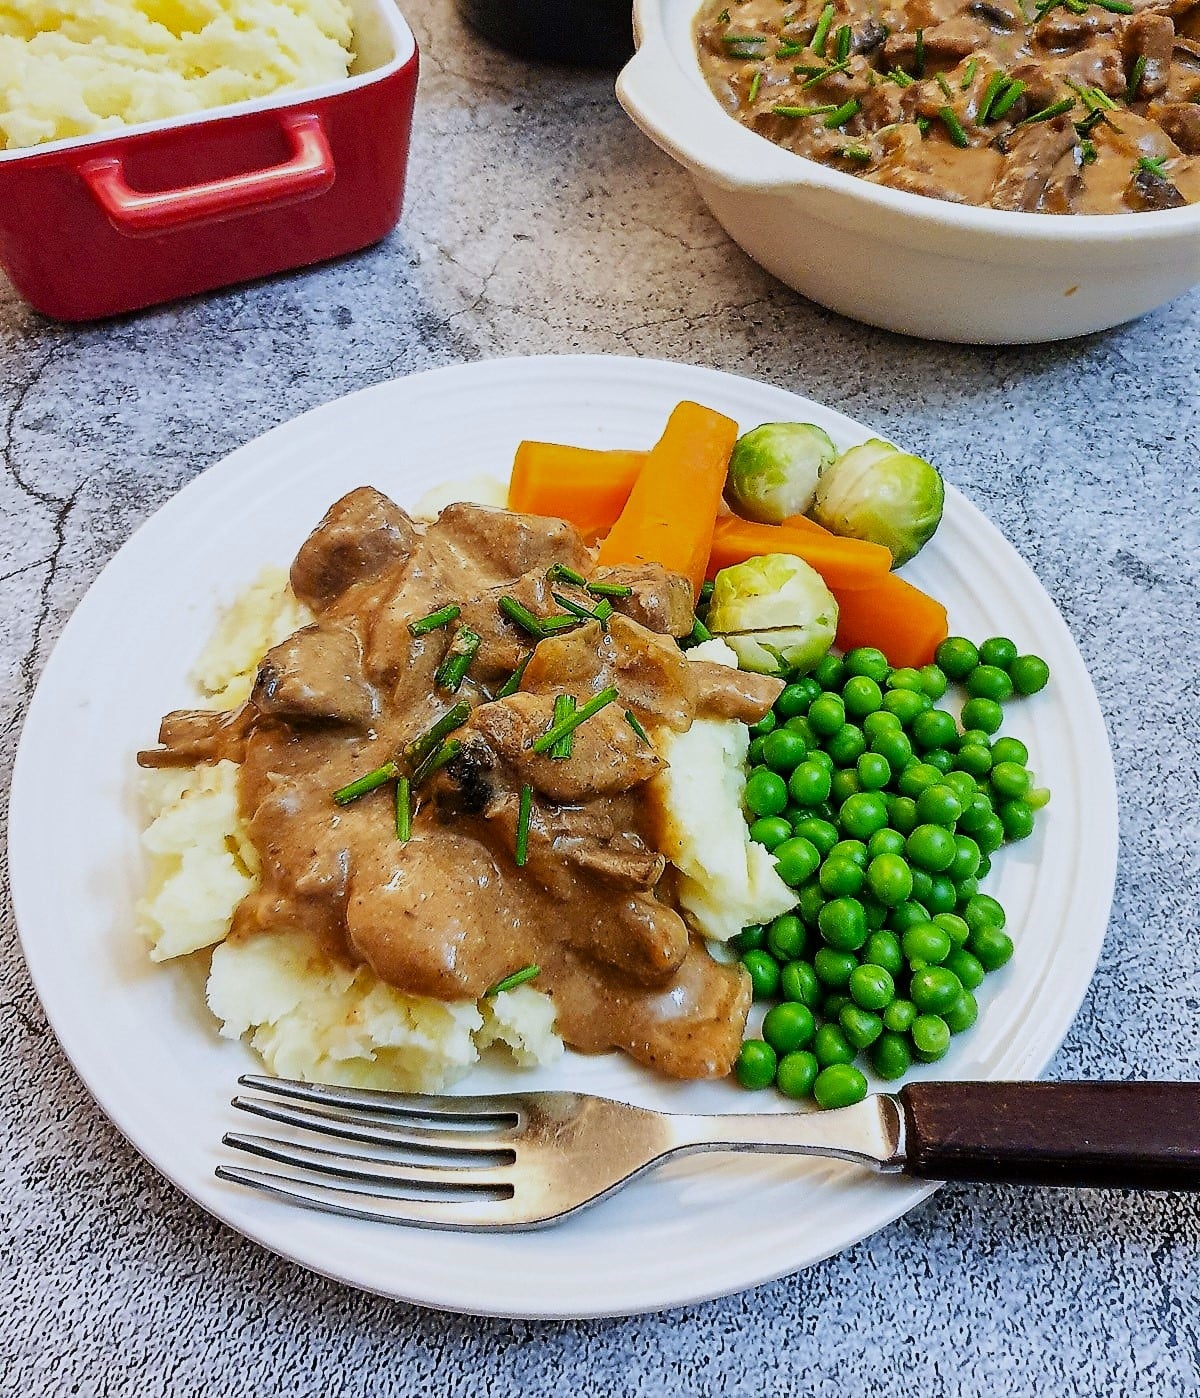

[291,487,418,613]
[1123,11,1176,97]
[990,114,1079,210]
[138,705,254,767]
[590,563,696,637]
[252,623,376,726]
[1128,165,1187,207]
[1158,100,1200,150]
[434,502,591,585]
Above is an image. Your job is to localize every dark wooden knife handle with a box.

[899,1082,1200,1190]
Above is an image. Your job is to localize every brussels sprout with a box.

[724,423,838,524]
[706,553,838,675]
[811,439,944,568]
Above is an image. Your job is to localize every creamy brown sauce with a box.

[697,0,1200,210]
[141,489,785,1080]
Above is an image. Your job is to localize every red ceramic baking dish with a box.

[0,0,418,321]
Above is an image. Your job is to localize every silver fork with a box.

[217,1076,1200,1229]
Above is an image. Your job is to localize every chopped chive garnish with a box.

[1091,0,1133,11]
[1076,109,1104,136]
[333,760,397,806]
[747,68,763,103]
[811,2,836,55]
[913,28,925,76]
[485,964,539,996]
[498,596,547,640]
[405,701,471,765]
[978,69,1008,122]
[936,72,954,99]
[593,598,614,629]
[1080,137,1097,163]
[723,33,768,57]
[824,98,861,127]
[961,57,978,89]
[586,579,634,598]
[408,604,460,638]
[551,589,602,623]
[699,579,715,604]
[546,562,587,587]
[1019,97,1075,124]
[989,78,1026,120]
[1126,54,1146,101]
[887,67,913,86]
[411,737,462,788]
[716,6,730,21]
[775,40,804,57]
[799,59,850,89]
[917,114,931,135]
[515,784,533,867]
[625,709,650,744]
[792,62,826,75]
[772,103,838,117]
[396,775,411,841]
[497,654,530,698]
[688,616,714,646]
[840,143,873,161]
[542,615,580,633]
[549,693,577,760]
[1137,155,1169,177]
[531,685,620,755]
[434,626,481,692]
[938,105,970,147]
[834,24,852,62]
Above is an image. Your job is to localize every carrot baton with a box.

[832,572,949,669]
[706,515,893,592]
[508,443,644,541]
[597,401,738,598]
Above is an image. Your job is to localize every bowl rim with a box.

[618,0,1200,243]
[0,0,416,167]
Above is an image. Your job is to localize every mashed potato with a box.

[139,551,798,1091]
[0,0,355,150]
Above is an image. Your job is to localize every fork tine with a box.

[215,1165,536,1231]
[237,1074,523,1122]
[223,1132,515,1193]
[232,1095,517,1157]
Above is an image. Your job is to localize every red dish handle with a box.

[79,111,335,237]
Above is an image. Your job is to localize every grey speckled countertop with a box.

[3,3,1199,1393]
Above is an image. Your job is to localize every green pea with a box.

[943,770,977,805]
[977,636,1017,670]
[749,710,777,740]
[944,947,985,991]
[959,729,992,749]
[934,912,970,947]
[780,958,821,1007]
[788,760,831,807]
[918,664,949,699]
[817,896,868,951]
[843,675,884,717]
[784,716,818,747]
[898,762,942,798]
[776,681,817,718]
[990,736,1029,767]
[826,724,867,767]
[1027,786,1051,811]
[862,895,888,931]
[901,920,951,965]
[822,991,851,1019]
[926,875,958,915]
[915,784,963,827]
[868,827,907,859]
[849,962,895,1011]
[949,834,981,882]
[762,728,810,773]
[749,816,793,851]
[807,749,835,772]
[731,925,765,955]
[911,1014,951,1061]
[843,647,890,683]
[767,913,806,961]
[1010,654,1050,695]
[809,693,846,736]
[855,752,891,791]
[924,747,954,774]
[958,791,996,834]
[813,946,857,988]
[776,1049,820,1100]
[999,798,1035,841]
[954,875,979,903]
[969,923,1014,971]
[863,929,904,977]
[882,688,927,725]
[910,708,958,753]
[830,839,869,869]
[960,697,1003,735]
[829,768,862,805]
[871,1031,913,1081]
[773,836,822,887]
[975,814,1005,855]
[812,1022,856,1067]
[967,664,1015,703]
[944,989,979,1034]
[909,867,934,905]
[734,1038,778,1089]
[963,892,1006,932]
[746,767,789,817]
[887,794,919,836]
[953,743,993,778]
[910,966,963,1014]
[906,823,958,872]
[839,791,890,840]
[934,636,979,680]
[812,654,846,690]
[812,1062,868,1109]
[763,1001,816,1054]
[872,729,914,771]
[741,949,781,1000]
[797,880,826,927]
[888,900,932,934]
[887,667,924,692]
[866,853,913,907]
[882,997,917,1033]
[840,1003,883,1049]
[748,736,767,766]
[819,855,865,898]
[792,816,839,856]
[863,709,902,742]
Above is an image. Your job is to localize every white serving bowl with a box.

[616,0,1200,343]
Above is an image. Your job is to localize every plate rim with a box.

[7,353,1118,1318]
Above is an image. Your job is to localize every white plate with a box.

[8,355,1118,1319]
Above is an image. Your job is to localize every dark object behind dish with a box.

[459,0,635,67]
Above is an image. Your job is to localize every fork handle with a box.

[899,1082,1200,1190]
